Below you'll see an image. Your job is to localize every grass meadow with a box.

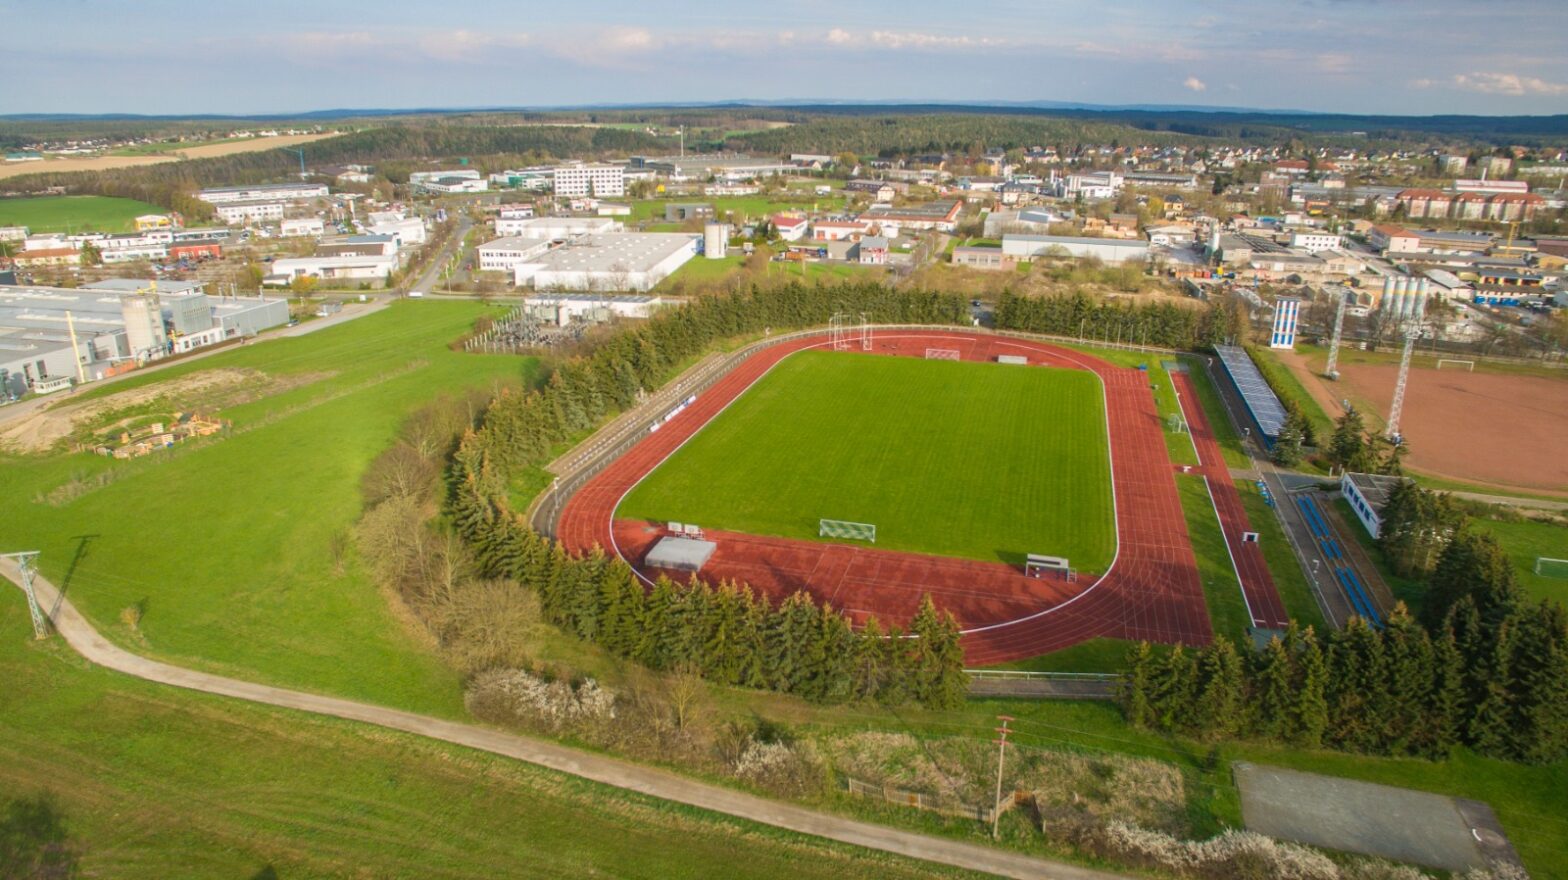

[619,350,1116,570]
[0,195,166,233]
[0,302,531,715]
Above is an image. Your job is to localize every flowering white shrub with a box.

[730,739,823,797]
[465,668,616,734]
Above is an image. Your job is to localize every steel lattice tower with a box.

[1324,288,1349,380]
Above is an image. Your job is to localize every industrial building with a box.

[199,183,328,204]
[409,169,487,194]
[522,293,665,322]
[477,236,554,273]
[862,200,964,234]
[0,283,287,392]
[281,218,325,237]
[215,201,286,225]
[510,233,697,292]
[494,216,619,239]
[267,254,398,285]
[1002,234,1150,264]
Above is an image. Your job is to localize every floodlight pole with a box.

[2,552,47,639]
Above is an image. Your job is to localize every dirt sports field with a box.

[0,133,337,180]
[558,329,1292,665]
[1280,353,1568,495]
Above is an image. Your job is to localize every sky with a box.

[4,0,1568,117]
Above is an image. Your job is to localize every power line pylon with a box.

[1,552,47,639]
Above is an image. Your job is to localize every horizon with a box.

[5,0,1568,117]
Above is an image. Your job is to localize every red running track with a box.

[557,330,1212,665]
[1172,372,1291,630]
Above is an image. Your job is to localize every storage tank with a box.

[703,223,729,260]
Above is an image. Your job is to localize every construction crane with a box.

[278,146,307,179]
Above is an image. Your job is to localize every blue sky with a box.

[4,0,1567,116]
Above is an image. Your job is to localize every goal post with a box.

[1535,557,1568,580]
[1436,358,1475,371]
[925,348,961,360]
[819,519,877,543]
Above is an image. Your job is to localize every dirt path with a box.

[1,557,1129,880]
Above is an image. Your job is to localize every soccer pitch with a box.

[618,350,1116,571]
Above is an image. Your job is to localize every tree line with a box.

[1123,508,1568,763]
[447,281,972,706]
[993,289,1236,350]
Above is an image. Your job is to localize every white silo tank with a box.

[703,223,729,260]
[1381,276,1396,311]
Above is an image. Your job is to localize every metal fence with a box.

[844,776,1021,824]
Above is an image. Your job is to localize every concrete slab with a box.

[1234,761,1490,872]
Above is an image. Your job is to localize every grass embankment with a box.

[1175,474,1251,639]
[0,303,533,715]
[0,593,985,880]
[0,195,167,233]
[620,350,1116,570]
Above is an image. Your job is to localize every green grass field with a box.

[1468,518,1568,606]
[0,592,983,880]
[631,194,844,222]
[1236,479,1328,630]
[0,303,532,715]
[619,351,1115,570]
[1175,474,1251,639]
[0,195,167,233]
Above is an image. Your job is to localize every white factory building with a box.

[281,217,326,237]
[215,201,286,225]
[522,293,664,322]
[199,183,328,204]
[477,236,554,273]
[553,164,626,198]
[267,254,398,285]
[494,216,621,239]
[1001,234,1150,264]
[512,233,697,292]
[0,282,287,393]
[364,215,427,246]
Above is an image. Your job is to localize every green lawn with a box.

[0,302,534,715]
[1175,473,1250,640]
[631,195,839,222]
[1235,479,1328,630]
[1179,357,1253,469]
[0,592,984,880]
[620,350,1116,570]
[1469,518,1568,606]
[0,195,168,233]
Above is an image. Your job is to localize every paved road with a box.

[0,559,1129,880]
[408,215,471,295]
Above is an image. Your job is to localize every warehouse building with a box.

[477,236,554,273]
[0,283,286,390]
[1002,234,1150,264]
[511,233,697,292]
[215,201,286,225]
[268,254,398,285]
[494,216,619,239]
[199,183,328,204]
[522,293,664,322]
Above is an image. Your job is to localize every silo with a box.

[1381,275,1396,311]
[1414,278,1430,320]
[703,223,729,260]
[1394,276,1411,320]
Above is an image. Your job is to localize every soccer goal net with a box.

[1436,358,1475,371]
[925,348,961,360]
[820,519,877,542]
[1535,557,1568,580]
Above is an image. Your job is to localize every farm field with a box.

[618,350,1115,570]
[0,195,166,233]
[0,592,982,880]
[0,302,531,715]
[0,132,338,179]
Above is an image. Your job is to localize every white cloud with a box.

[867,31,1003,50]
[1451,71,1568,95]
[416,30,531,62]
[1183,76,1207,92]
[825,28,854,45]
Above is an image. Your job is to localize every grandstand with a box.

[1213,345,1289,445]
[1296,493,1382,627]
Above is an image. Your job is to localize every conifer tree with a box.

[1292,626,1329,748]
[1193,639,1245,739]
[1120,642,1155,728]
[1254,635,1294,740]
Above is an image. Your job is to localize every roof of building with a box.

[864,199,962,220]
[82,278,203,295]
[1214,344,1288,439]
[1344,472,1407,515]
[644,536,716,572]
[525,233,696,274]
[1004,234,1149,249]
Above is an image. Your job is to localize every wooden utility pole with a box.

[991,715,1013,839]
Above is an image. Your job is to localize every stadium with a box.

[554,326,1287,664]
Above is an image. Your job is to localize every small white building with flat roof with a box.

[512,233,697,292]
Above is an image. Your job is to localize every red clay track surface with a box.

[558,331,1212,665]
[1172,373,1291,631]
